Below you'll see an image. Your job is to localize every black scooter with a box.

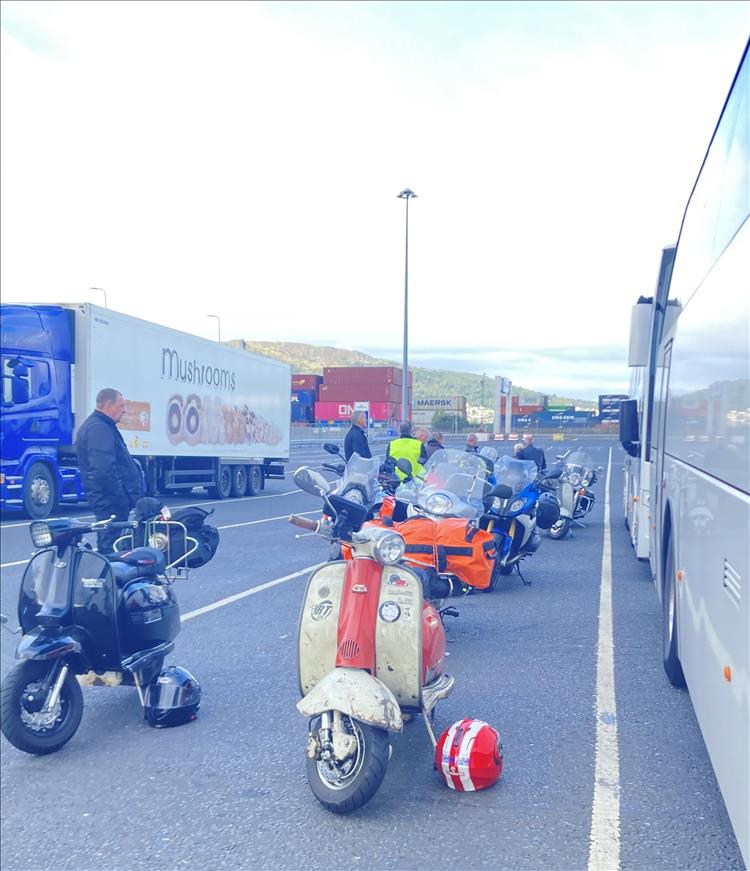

[0,514,188,754]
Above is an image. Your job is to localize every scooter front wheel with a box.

[0,661,83,755]
[305,715,390,813]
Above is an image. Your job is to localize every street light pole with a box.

[89,287,107,308]
[207,314,222,342]
[397,188,417,425]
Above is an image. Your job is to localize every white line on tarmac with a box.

[0,511,319,567]
[588,446,620,871]
[217,510,318,531]
[181,563,323,622]
[0,489,305,531]
[0,559,29,569]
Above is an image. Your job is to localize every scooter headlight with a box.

[568,472,581,487]
[509,498,526,514]
[373,531,406,566]
[424,493,454,515]
[30,521,53,548]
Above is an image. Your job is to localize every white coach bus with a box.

[623,247,677,559]
[620,40,749,863]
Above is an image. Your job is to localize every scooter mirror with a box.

[323,443,341,455]
[293,467,332,497]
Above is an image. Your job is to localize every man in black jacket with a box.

[519,432,547,472]
[344,411,371,461]
[75,388,144,554]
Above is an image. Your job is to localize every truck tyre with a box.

[23,462,57,520]
[231,465,248,498]
[208,464,232,500]
[247,465,262,496]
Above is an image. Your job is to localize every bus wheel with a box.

[662,538,686,688]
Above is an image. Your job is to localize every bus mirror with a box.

[619,399,640,458]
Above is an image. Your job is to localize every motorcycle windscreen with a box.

[71,551,121,670]
[19,549,60,632]
[494,456,538,494]
[298,563,346,695]
[375,566,422,709]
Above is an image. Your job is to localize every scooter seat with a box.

[108,547,166,586]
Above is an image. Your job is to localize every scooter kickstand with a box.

[421,709,438,749]
[439,606,459,621]
[516,565,531,586]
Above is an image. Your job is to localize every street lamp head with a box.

[397,188,417,199]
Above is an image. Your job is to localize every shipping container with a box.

[413,396,466,412]
[292,373,322,390]
[314,400,400,423]
[323,366,413,386]
[319,383,407,403]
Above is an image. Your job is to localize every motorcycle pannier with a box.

[355,517,498,590]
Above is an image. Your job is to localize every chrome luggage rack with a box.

[114,511,199,580]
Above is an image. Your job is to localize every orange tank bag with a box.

[344,516,498,590]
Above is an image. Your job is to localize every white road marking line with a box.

[217,510,318,531]
[0,511,319,565]
[181,563,323,622]
[0,489,306,530]
[588,446,620,871]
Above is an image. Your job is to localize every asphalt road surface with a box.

[0,436,744,871]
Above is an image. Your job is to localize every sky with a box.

[1,0,748,399]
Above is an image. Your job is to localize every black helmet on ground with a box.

[144,665,201,728]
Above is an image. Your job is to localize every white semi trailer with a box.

[1,302,291,517]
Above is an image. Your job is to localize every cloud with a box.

[0,1,746,400]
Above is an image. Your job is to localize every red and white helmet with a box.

[436,718,504,791]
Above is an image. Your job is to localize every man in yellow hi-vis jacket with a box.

[387,421,424,480]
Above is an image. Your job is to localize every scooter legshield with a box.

[296,666,403,732]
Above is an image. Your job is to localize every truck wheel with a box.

[23,463,57,519]
[246,465,262,496]
[208,464,232,500]
[231,465,248,498]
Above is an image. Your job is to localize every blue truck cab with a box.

[1,304,85,517]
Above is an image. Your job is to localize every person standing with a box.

[519,432,547,471]
[414,427,429,464]
[387,421,424,480]
[75,388,144,555]
[425,431,445,460]
[465,433,480,453]
[344,410,371,461]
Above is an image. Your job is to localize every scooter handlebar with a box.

[288,515,320,532]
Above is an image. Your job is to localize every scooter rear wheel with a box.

[305,715,390,813]
[0,661,83,755]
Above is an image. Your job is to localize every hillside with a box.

[227,340,596,409]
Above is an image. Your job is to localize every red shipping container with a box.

[292,374,322,390]
[319,383,407,403]
[515,405,544,415]
[323,366,412,387]
[315,401,400,422]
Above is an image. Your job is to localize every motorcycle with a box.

[0,507,203,755]
[479,456,561,586]
[547,449,599,540]
[288,458,460,813]
[317,447,404,559]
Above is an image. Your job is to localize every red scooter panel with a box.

[422,601,446,685]
[335,559,383,672]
